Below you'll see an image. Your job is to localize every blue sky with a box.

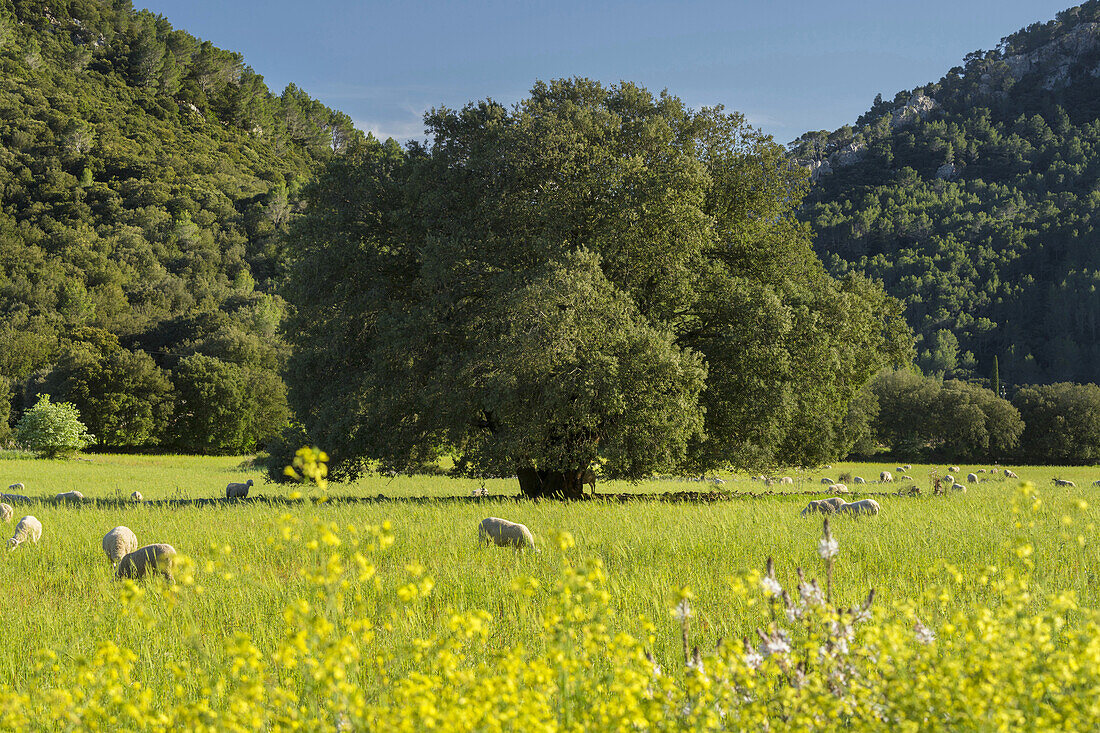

[138,0,1073,145]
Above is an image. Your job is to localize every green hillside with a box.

[794,2,1100,387]
[0,0,363,450]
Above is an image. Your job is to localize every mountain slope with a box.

[794,2,1100,387]
[0,0,363,450]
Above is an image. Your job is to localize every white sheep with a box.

[900,475,914,481]
[966,473,978,484]
[977,468,986,473]
[896,466,905,473]
[829,483,850,494]
[7,482,24,492]
[800,497,847,516]
[780,476,794,485]
[478,517,535,549]
[1053,478,1076,487]
[8,515,41,550]
[820,477,834,485]
[53,491,84,502]
[131,491,143,501]
[944,475,955,484]
[949,466,960,473]
[102,526,139,564]
[840,499,880,516]
[226,479,254,499]
[904,464,912,470]
[879,471,893,483]
[0,503,11,522]
[116,544,177,581]
[1004,469,1019,479]
[951,483,967,493]
[853,476,866,484]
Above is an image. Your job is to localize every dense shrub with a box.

[865,369,1022,461]
[1013,382,1100,464]
[15,394,94,458]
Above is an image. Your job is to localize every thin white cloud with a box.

[353,117,428,142]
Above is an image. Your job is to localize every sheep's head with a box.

[247,479,254,487]
[7,537,19,550]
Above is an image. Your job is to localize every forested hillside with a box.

[794,2,1100,387]
[0,0,363,450]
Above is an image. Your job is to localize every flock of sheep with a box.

[1,466,1092,560]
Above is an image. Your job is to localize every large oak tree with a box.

[283,79,911,496]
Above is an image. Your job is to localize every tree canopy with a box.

[283,79,911,495]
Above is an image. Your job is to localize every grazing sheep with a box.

[944,475,955,484]
[581,469,597,492]
[977,469,986,473]
[966,473,978,484]
[1004,469,1019,479]
[116,544,177,581]
[0,503,11,522]
[853,476,866,484]
[904,464,912,470]
[951,483,967,493]
[900,475,914,481]
[478,517,535,549]
[53,491,84,502]
[839,499,881,516]
[800,497,847,516]
[829,483,850,494]
[471,487,489,497]
[880,471,893,483]
[896,466,905,473]
[1053,478,1077,487]
[949,466,960,473]
[131,491,143,501]
[226,479,254,499]
[1093,479,1100,488]
[102,526,139,564]
[7,483,24,492]
[820,477,834,485]
[8,515,41,550]
[780,476,794,485]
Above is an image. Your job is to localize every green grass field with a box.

[1,454,1098,727]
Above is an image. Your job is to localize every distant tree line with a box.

[854,369,1100,465]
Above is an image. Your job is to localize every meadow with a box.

[2,455,1100,729]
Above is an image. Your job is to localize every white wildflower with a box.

[761,576,783,597]
[785,604,802,623]
[674,598,692,621]
[687,655,706,677]
[761,630,791,657]
[743,649,763,669]
[800,581,824,608]
[853,606,872,624]
[914,619,935,645]
[818,536,839,560]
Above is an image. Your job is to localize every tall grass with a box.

[0,455,1097,705]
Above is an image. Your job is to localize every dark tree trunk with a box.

[517,467,585,500]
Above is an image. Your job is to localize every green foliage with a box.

[0,0,362,449]
[31,326,172,446]
[0,375,11,444]
[15,393,94,458]
[1013,382,1100,464]
[168,353,287,455]
[867,369,1023,461]
[284,80,911,484]
[798,0,1100,387]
